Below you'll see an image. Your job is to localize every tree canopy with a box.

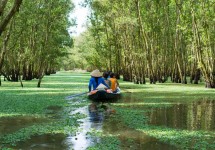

[72,0,215,88]
[1,0,215,88]
[0,0,74,87]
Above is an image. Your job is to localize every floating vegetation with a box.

[1,72,215,149]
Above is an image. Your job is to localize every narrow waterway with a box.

[67,104,103,150]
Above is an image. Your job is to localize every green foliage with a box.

[80,0,215,87]
[1,0,75,81]
[87,136,121,150]
[114,107,148,129]
[1,121,77,146]
[64,30,104,70]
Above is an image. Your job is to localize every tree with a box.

[0,0,74,87]
[0,0,23,36]
[81,0,215,88]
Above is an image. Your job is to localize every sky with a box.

[69,0,89,36]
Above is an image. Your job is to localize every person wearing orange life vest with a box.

[109,72,119,93]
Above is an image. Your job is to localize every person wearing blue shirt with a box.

[88,70,109,92]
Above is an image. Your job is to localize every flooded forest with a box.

[0,0,215,150]
[1,72,215,149]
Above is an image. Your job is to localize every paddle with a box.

[65,92,88,100]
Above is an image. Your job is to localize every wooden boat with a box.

[88,90,121,102]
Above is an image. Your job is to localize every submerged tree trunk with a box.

[19,74,23,87]
[37,74,44,88]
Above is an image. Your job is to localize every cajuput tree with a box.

[0,0,74,87]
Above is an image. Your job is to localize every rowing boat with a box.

[88,90,121,102]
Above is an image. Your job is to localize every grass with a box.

[0,71,215,149]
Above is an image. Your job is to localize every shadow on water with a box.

[146,100,215,131]
[0,116,47,136]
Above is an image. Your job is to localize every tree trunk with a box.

[37,75,43,87]
[0,21,12,72]
[135,0,155,84]
[19,74,23,87]
[191,1,215,88]
[0,0,23,36]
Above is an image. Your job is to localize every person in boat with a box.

[109,72,120,93]
[103,71,111,87]
[88,69,109,92]
[107,71,112,79]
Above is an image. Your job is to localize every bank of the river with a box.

[0,71,215,149]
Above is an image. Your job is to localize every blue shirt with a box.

[88,77,109,91]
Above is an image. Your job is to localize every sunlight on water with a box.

[68,105,102,150]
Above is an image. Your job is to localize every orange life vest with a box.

[109,78,117,91]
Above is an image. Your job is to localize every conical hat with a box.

[96,83,107,90]
[90,69,102,77]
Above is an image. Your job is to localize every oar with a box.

[65,92,88,100]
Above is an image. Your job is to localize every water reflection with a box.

[88,103,115,122]
[69,102,117,150]
[103,115,177,150]
[11,134,72,150]
[45,105,63,119]
[68,104,103,150]
[8,104,106,150]
[147,100,215,131]
[88,103,104,122]
[0,116,47,136]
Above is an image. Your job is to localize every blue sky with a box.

[69,0,89,36]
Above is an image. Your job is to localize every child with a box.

[109,73,120,93]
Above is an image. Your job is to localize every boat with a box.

[88,90,121,102]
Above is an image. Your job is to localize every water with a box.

[0,116,47,136]
[146,100,215,131]
[11,134,72,150]
[3,96,215,149]
[103,111,177,150]
[68,104,103,150]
